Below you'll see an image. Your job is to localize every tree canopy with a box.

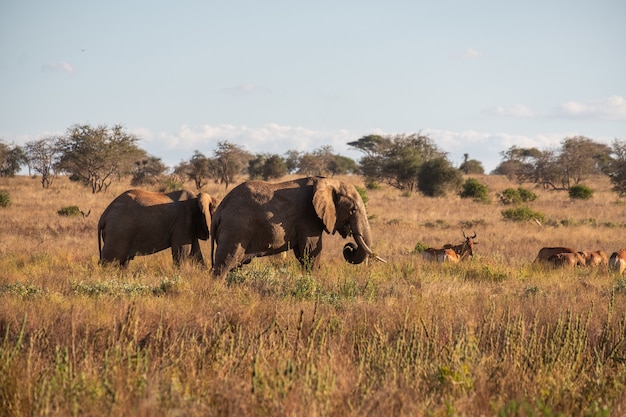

[0,140,26,177]
[55,124,145,193]
[494,137,612,189]
[348,133,455,194]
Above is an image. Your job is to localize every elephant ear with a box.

[313,179,338,234]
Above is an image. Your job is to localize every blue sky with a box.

[1,1,625,173]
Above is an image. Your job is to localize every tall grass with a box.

[1,174,625,416]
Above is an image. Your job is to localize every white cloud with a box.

[42,61,75,74]
[455,48,483,60]
[551,96,626,121]
[483,104,534,118]
[219,83,268,96]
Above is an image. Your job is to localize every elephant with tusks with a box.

[210,176,384,279]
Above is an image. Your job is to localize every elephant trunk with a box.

[343,217,375,264]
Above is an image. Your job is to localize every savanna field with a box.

[1,174,626,417]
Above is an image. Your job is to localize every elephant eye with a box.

[349,207,357,215]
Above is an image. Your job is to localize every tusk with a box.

[354,233,386,263]
[353,233,374,255]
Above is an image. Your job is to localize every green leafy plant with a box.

[57,205,81,217]
[569,184,593,200]
[499,187,537,205]
[459,178,490,203]
[501,206,545,223]
[355,186,369,206]
[0,191,10,208]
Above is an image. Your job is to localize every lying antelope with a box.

[422,231,477,263]
[547,252,586,268]
[609,250,626,274]
[579,250,608,267]
[535,247,577,263]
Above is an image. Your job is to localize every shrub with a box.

[569,184,593,200]
[501,206,545,223]
[517,187,537,202]
[365,180,380,190]
[499,187,537,205]
[0,191,10,208]
[355,186,369,206]
[459,178,489,203]
[413,242,429,253]
[58,205,81,217]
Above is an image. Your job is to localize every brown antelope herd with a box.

[423,232,626,274]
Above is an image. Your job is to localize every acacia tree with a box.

[0,140,26,177]
[606,139,626,196]
[248,153,288,180]
[131,155,168,187]
[348,133,449,192]
[25,136,61,188]
[495,138,612,190]
[176,151,215,190]
[213,141,252,189]
[56,124,145,193]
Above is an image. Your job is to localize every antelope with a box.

[609,250,626,274]
[579,250,608,267]
[548,252,586,268]
[535,247,577,263]
[422,231,477,263]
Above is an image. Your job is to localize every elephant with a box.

[210,176,384,279]
[98,189,218,267]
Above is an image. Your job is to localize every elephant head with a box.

[312,179,379,264]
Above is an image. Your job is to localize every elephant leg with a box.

[293,237,322,272]
[171,246,185,267]
[189,239,205,266]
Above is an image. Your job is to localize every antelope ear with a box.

[313,179,337,234]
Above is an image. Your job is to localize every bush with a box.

[58,205,81,217]
[418,157,463,197]
[413,242,429,253]
[501,206,545,223]
[355,186,369,206]
[517,187,537,202]
[569,184,593,200]
[459,178,489,203]
[0,191,10,208]
[498,187,537,205]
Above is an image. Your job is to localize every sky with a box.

[1,0,625,173]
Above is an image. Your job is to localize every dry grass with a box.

[1,174,626,416]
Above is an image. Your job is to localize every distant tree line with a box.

[2,124,626,197]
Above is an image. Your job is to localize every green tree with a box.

[56,124,145,193]
[606,139,626,196]
[459,178,490,203]
[25,136,61,188]
[558,136,611,186]
[328,154,358,176]
[418,157,463,197]
[349,133,447,192]
[459,153,485,175]
[0,140,26,177]
[495,139,612,190]
[131,155,168,187]
[249,153,288,180]
[213,141,252,189]
[176,151,215,190]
